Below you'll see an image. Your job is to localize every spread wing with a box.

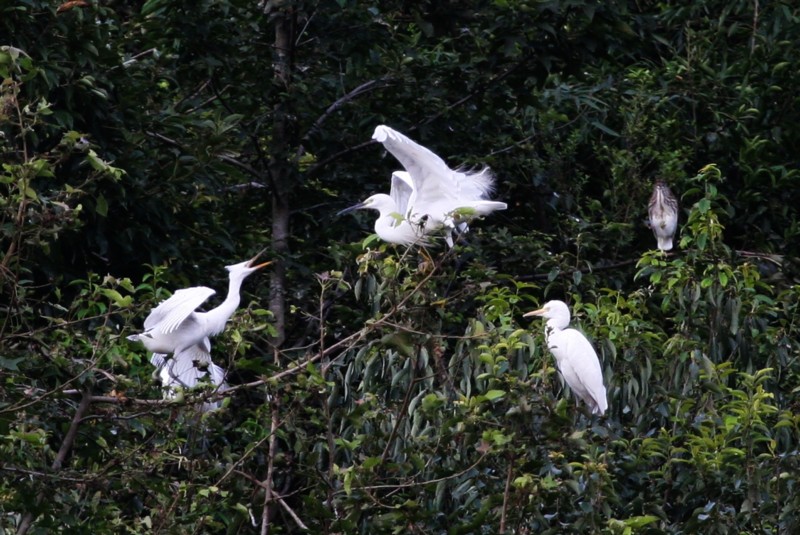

[150,352,167,368]
[159,342,218,389]
[390,171,414,216]
[143,286,216,334]
[373,125,496,221]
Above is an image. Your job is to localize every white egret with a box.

[127,252,270,406]
[648,180,678,251]
[340,125,507,245]
[337,171,424,245]
[524,300,607,416]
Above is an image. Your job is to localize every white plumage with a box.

[648,180,679,251]
[127,252,270,408]
[524,300,608,416]
[338,171,422,245]
[339,125,507,245]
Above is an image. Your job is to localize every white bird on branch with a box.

[338,171,422,245]
[524,300,608,416]
[339,125,507,246]
[127,252,270,408]
[648,180,679,251]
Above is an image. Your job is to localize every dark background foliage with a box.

[1,0,799,533]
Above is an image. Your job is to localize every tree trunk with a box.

[267,4,294,352]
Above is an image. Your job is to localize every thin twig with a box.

[260,402,280,535]
[16,390,93,535]
[418,54,531,130]
[500,459,513,533]
[379,355,417,464]
[1,356,100,415]
[341,451,490,494]
[215,420,281,489]
[303,78,390,142]
[146,130,265,181]
[305,139,377,180]
[276,497,309,530]
[234,471,309,531]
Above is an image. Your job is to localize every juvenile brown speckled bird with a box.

[648,180,678,251]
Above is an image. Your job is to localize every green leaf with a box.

[99,288,132,307]
[484,389,506,401]
[623,515,659,528]
[0,356,24,371]
[96,194,108,217]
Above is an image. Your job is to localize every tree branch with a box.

[235,471,309,530]
[343,451,490,494]
[16,389,93,535]
[260,402,280,535]
[302,78,391,142]
[500,459,513,533]
[145,130,266,182]
[306,56,530,180]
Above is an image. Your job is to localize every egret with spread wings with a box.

[524,300,608,416]
[340,125,507,245]
[127,252,270,407]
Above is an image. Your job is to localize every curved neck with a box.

[547,316,569,332]
[202,275,244,337]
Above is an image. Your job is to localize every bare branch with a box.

[260,402,280,535]
[303,78,391,142]
[276,497,309,530]
[379,355,418,464]
[16,390,93,534]
[342,451,490,494]
[234,471,309,531]
[305,57,530,180]
[304,138,378,180]
[500,459,513,533]
[146,130,266,182]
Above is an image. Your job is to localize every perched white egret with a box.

[648,180,678,251]
[127,252,270,406]
[337,171,424,245]
[524,300,607,416]
[339,125,507,245]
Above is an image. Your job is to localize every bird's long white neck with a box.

[200,275,244,337]
[544,316,569,343]
[547,316,569,331]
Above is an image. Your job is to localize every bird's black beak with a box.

[247,249,272,270]
[337,202,366,216]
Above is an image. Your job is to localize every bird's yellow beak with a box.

[523,307,546,318]
[251,260,272,270]
[247,249,272,270]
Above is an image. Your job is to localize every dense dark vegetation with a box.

[2,1,799,533]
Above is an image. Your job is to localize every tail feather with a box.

[470,200,507,216]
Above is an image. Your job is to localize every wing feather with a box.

[548,329,607,414]
[373,125,501,225]
[390,171,414,216]
[143,286,216,334]
[150,352,167,368]
[373,125,462,211]
[163,343,214,389]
